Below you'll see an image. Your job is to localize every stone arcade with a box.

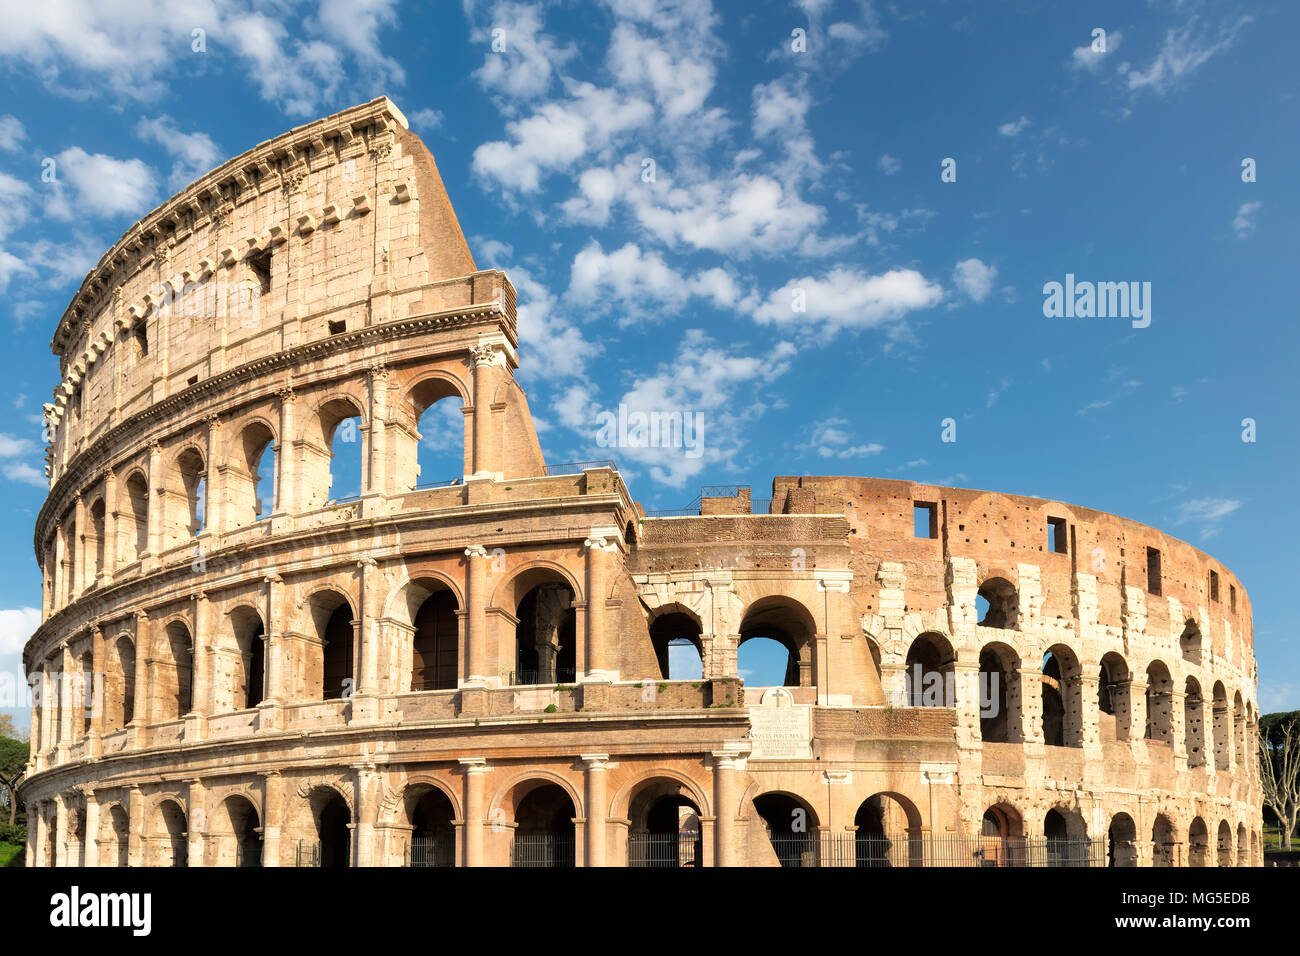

[19,98,1260,867]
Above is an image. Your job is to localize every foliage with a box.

[1259,712,1300,851]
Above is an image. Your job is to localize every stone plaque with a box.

[747,687,812,759]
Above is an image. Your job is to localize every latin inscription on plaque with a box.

[747,687,812,759]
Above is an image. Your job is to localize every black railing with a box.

[628,832,703,868]
[543,460,618,476]
[512,667,576,686]
[511,834,575,868]
[296,840,320,868]
[407,835,455,868]
[765,834,1107,868]
[413,476,462,490]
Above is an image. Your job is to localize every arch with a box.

[624,774,707,868]
[1184,677,1206,768]
[1216,819,1233,867]
[1179,620,1202,664]
[305,785,352,868]
[977,576,1019,629]
[1151,813,1176,867]
[411,585,459,691]
[304,395,366,510]
[1236,822,1248,867]
[855,792,923,867]
[611,768,711,824]
[1098,651,1131,740]
[88,497,106,580]
[1144,660,1173,744]
[501,566,578,686]
[231,419,276,526]
[1212,681,1231,771]
[229,605,266,711]
[1250,828,1260,866]
[1107,812,1138,867]
[905,632,955,707]
[154,797,188,867]
[489,769,584,824]
[491,560,584,611]
[305,588,356,702]
[1233,691,1246,776]
[1044,807,1090,867]
[738,596,818,689]
[980,802,1026,867]
[122,470,149,563]
[649,610,703,680]
[978,641,1021,742]
[215,793,262,867]
[404,783,456,867]
[1042,644,1082,747]
[155,621,194,721]
[507,779,577,868]
[105,634,135,730]
[77,647,93,737]
[1188,816,1210,867]
[103,803,129,867]
[406,375,467,490]
[164,445,206,549]
[383,571,466,622]
[753,791,820,868]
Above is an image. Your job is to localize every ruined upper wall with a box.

[771,475,1254,660]
[42,97,498,486]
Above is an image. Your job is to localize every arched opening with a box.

[1041,645,1082,747]
[412,587,459,691]
[157,622,194,721]
[1216,820,1234,867]
[230,607,266,711]
[1212,682,1231,771]
[1098,652,1131,740]
[854,793,922,867]
[78,649,93,737]
[1188,816,1210,867]
[905,632,955,707]
[409,379,465,488]
[1250,829,1260,866]
[312,789,351,868]
[512,576,576,686]
[978,642,1021,742]
[1044,808,1089,867]
[234,421,276,525]
[754,792,819,868]
[1179,620,1202,664]
[1236,822,1248,867]
[124,472,149,563]
[308,592,355,702]
[105,804,129,867]
[627,780,702,868]
[739,598,815,689]
[1145,661,1173,744]
[1108,813,1138,867]
[305,398,365,509]
[977,577,1018,628]
[106,635,135,730]
[980,803,1025,867]
[62,516,77,603]
[89,498,106,580]
[1185,677,1206,769]
[166,447,205,548]
[222,795,262,867]
[649,611,703,681]
[1234,692,1246,773]
[156,799,188,867]
[406,786,455,867]
[510,783,576,868]
[1152,814,1175,867]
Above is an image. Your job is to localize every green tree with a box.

[1260,712,1300,851]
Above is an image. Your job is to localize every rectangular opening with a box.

[1230,584,1236,612]
[913,501,938,539]
[1209,569,1220,602]
[328,319,347,336]
[1146,547,1162,596]
[247,250,272,294]
[1047,516,1068,554]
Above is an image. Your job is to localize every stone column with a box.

[460,758,488,867]
[260,574,286,712]
[54,795,67,867]
[583,535,616,682]
[39,661,54,757]
[261,771,282,867]
[469,345,497,478]
[712,750,746,867]
[186,779,205,868]
[31,802,46,867]
[203,414,223,535]
[365,362,389,495]
[353,765,378,866]
[275,386,296,515]
[102,467,118,581]
[953,661,982,747]
[89,626,106,738]
[353,558,380,719]
[190,592,211,717]
[1080,671,1101,748]
[127,786,144,867]
[58,642,75,752]
[144,439,162,562]
[463,546,489,685]
[1020,652,1045,745]
[130,612,151,745]
[72,492,87,596]
[582,754,610,867]
[83,790,100,868]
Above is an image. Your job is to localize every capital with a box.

[464,545,489,560]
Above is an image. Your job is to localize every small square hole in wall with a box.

[1147,547,1162,596]
[1209,569,1220,602]
[914,501,938,539]
[1229,584,1236,612]
[328,319,346,335]
[1047,516,1068,554]
[187,375,199,387]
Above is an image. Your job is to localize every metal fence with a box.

[296,840,320,868]
[628,832,703,868]
[406,835,455,868]
[510,834,576,868]
[766,834,1107,868]
[235,840,263,867]
[543,460,618,476]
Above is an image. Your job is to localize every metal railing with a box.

[628,832,703,868]
[235,840,263,867]
[543,460,618,476]
[413,476,462,490]
[406,835,455,868]
[296,840,320,868]
[510,834,576,868]
[511,667,576,686]
[765,834,1107,868]
[296,838,352,867]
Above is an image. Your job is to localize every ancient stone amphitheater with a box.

[20,98,1261,868]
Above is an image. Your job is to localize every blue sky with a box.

[0,0,1295,725]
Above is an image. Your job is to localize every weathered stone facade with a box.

[19,98,1261,868]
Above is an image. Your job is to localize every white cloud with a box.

[0,434,34,458]
[801,417,884,459]
[47,147,157,220]
[1233,201,1261,239]
[511,267,602,381]
[953,258,996,302]
[1125,16,1252,96]
[877,154,902,175]
[469,0,575,101]
[998,115,1032,137]
[0,172,33,240]
[567,241,751,323]
[3,462,46,487]
[751,266,943,334]
[1176,497,1241,528]
[136,115,222,192]
[0,607,40,656]
[408,108,444,131]
[1069,29,1121,73]
[0,115,25,153]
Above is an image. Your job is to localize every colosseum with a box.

[19,97,1261,868]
